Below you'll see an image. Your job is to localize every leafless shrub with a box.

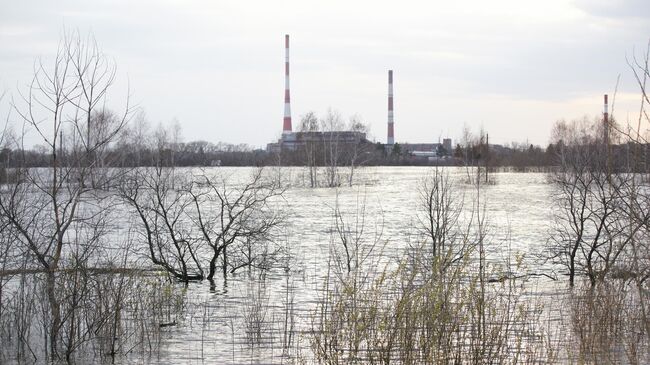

[122,166,287,283]
[242,281,271,347]
[120,166,204,282]
[281,271,297,355]
[565,280,648,364]
[310,171,556,364]
[329,192,383,277]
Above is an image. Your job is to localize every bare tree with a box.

[345,115,371,187]
[330,193,384,277]
[299,111,319,188]
[321,108,344,188]
[416,167,471,273]
[549,117,650,286]
[115,109,151,167]
[120,166,204,282]
[122,166,286,283]
[169,118,182,168]
[0,31,131,360]
[459,125,490,184]
[78,108,127,188]
[190,168,285,281]
[622,41,650,339]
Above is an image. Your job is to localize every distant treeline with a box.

[2,139,648,170]
[0,141,265,168]
[0,141,650,171]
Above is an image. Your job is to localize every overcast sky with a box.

[2,0,650,148]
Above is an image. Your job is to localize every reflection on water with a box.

[8,166,639,364]
[146,166,559,364]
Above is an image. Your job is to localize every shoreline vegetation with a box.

[1,137,643,169]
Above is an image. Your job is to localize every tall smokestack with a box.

[603,94,609,144]
[283,34,292,134]
[387,70,394,145]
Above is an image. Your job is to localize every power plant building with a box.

[267,130,368,153]
[266,34,450,158]
[267,34,368,153]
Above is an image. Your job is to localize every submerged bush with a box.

[310,244,555,364]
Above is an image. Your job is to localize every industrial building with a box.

[402,138,453,157]
[266,34,451,159]
[267,34,368,153]
[267,130,368,153]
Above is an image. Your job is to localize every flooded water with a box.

[138,166,559,364]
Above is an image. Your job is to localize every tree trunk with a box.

[46,270,61,360]
[207,253,218,281]
[222,246,228,278]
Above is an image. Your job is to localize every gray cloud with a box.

[574,0,650,19]
[1,0,650,147]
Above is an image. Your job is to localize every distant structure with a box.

[402,140,453,160]
[283,34,292,134]
[266,35,452,160]
[443,138,452,154]
[603,94,609,144]
[267,131,368,153]
[267,34,367,153]
[387,70,395,145]
[385,69,452,160]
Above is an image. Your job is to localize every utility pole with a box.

[485,133,489,183]
[604,94,611,180]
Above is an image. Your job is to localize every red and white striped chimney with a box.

[282,34,292,134]
[603,94,609,144]
[387,70,394,145]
